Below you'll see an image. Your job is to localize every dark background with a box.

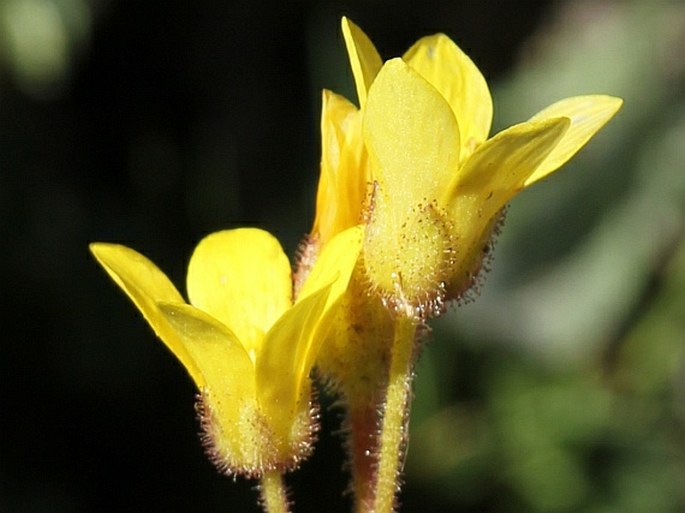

[2,1,684,512]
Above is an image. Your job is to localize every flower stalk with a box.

[371,315,417,513]
[347,402,378,513]
[259,471,290,513]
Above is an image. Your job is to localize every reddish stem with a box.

[347,400,380,513]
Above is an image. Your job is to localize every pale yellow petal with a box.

[255,283,332,439]
[364,58,460,213]
[186,229,292,354]
[404,34,492,160]
[342,17,383,108]
[312,90,369,246]
[525,95,623,186]
[89,243,203,384]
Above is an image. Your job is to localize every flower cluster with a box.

[91,17,621,513]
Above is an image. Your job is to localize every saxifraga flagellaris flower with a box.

[343,18,623,317]
[90,225,362,478]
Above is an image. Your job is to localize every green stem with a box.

[371,315,417,513]
[259,470,289,513]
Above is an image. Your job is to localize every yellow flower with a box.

[319,18,622,317]
[90,226,362,477]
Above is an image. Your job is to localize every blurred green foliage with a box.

[1,1,683,513]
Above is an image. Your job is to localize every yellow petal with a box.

[448,117,570,246]
[186,229,292,357]
[342,17,383,109]
[438,118,570,297]
[89,243,203,384]
[298,225,363,367]
[298,224,364,310]
[156,303,262,473]
[157,302,255,400]
[452,117,569,205]
[364,58,460,212]
[525,95,623,186]
[275,226,363,427]
[404,34,492,161]
[312,90,369,246]
[255,283,332,439]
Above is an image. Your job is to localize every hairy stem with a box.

[259,470,289,513]
[348,401,379,513]
[371,315,417,513]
